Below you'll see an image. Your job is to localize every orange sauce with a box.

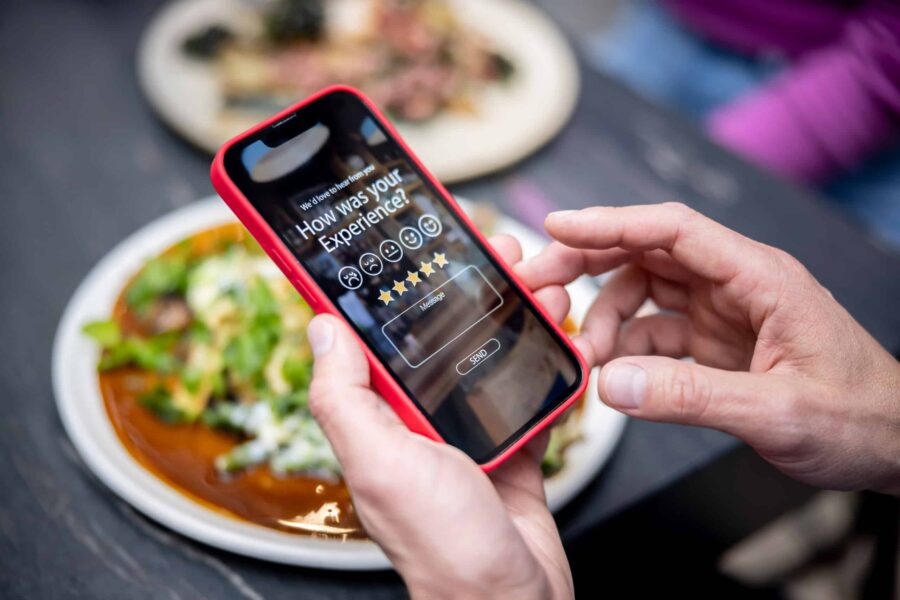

[100,224,364,538]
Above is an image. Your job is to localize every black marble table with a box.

[2,0,899,598]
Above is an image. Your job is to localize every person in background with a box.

[305,203,900,599]
[594,0,900,249]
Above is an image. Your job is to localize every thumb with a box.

[598,356,796,444]
[306,314,408,470]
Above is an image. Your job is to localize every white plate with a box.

[137,0,580,183]
[53,197,625,570]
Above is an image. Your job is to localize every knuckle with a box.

[662,365,713,422]
[760,245,819,306]
[663,201,698,222]
[768,246,804,275]
[767,387,815,454]
[762,245,814,289]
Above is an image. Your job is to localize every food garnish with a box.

[84,237,340,478]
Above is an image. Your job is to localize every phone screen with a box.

[223,90,583,463]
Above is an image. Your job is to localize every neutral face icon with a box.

[359,252,383,276]
[379,239,404,263]
[338,266,363,290]
[418,214,442,238]
[399,226,424,250]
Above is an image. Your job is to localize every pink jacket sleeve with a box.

[706,1,900,183]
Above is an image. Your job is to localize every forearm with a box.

[404,576,552,600]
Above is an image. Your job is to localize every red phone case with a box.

[210,85,589,471]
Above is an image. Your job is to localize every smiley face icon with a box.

[398,226,424,250]
[358,252,383,276]
[379,239,404,263]
[418,214,442,238]
[338,266,363,290]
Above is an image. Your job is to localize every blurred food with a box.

[84,224,358,537]
[139,0,580,181]
[542,316,585,477]
[82,214,583,537]
[182,0,515,122]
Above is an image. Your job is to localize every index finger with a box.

[545,203,754,283]
[516,241,632,289]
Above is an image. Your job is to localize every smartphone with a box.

[211,86,587,470]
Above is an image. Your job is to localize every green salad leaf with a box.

[223,328,275,382]
[269,389,309,419]
[201,401,241,432]
[139,386,190,424]
[188,320,212,344]
[223,277,282,386]
[282,355,311,389]
[82,320,122,348]
[126,255,189,314]
[180,365,204,394]
[98,333,180,373]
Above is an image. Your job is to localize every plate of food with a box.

[53,196,625,570]
[137,0,580,183]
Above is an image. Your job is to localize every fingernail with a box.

[307,318,334,357]
[603,363,647,409]
[547,210,576,219]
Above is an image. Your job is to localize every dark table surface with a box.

[3,0,900,598]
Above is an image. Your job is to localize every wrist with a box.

[867,358,900,496]
[401,560,552,600]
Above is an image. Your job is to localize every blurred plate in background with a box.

[53,197,624,569]
[138,0,580,183]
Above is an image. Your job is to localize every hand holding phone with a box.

[302,259,573,598]
[211,86,587,469]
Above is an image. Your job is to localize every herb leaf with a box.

[82,320,122,348]
[139,386,190,424]
[269,389,309,419]
[126,256,189,314]
[98,333,180,373]
[282,355,311,389]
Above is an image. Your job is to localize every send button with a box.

[456,338,501,376]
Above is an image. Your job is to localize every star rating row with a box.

[378,252,450,305]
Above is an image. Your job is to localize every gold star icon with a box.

[378,290,393,305]
[406,271,422,286]
[392,280,408,295]
[419,261,435,277]
[433,252,449,268]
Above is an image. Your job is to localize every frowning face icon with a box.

[399,226,423,250]
[359,252,383,276]
[338,266,363,290]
